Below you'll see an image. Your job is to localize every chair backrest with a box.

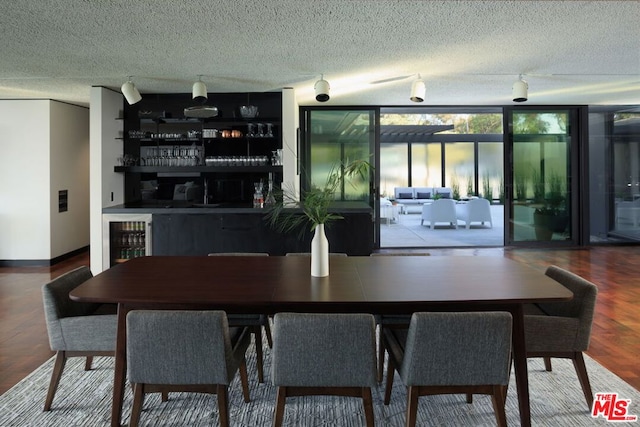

[400,312,512,386]
[272,313,376,387]
[431,198,456,215]
[126,310,236,385]
[538,265,598,347]
[285,252,347,257]
[370,252,430,256]
[208,252,269,256]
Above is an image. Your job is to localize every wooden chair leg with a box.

[84,356,93,371]
[362,387,375,427]
[406,386,420,427]
[217,384,229,427]
[239,358,251,403]
[264,319,273,348]
[129,383,145,427]
[273,386,287,427]
[254,326,264,383]
[572,352,594,409]
[378,326,385,382]
[161,391,169,402]
[384,357,395,405]
[44,351,67,411]
[466,393,473,403]
[544,357,552,371]
[491,385,508,427]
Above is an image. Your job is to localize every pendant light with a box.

[512,75,528,102]
[314,75,330,102]
[410,74,426,103]
[192,75,207,103]
[121,77,142,105]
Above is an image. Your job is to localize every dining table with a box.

[70,255,573,427]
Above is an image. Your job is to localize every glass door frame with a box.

[503,105,588,247]
[299,106,379,243]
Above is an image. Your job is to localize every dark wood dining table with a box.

[70,255,573,427]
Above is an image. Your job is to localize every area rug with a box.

[1,336,638,426]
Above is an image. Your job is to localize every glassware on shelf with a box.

[264,173,276,207]
[253,181,264,208]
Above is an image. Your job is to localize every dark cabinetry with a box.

[152,212,373,256]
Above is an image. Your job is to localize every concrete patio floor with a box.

[380,204,505,248]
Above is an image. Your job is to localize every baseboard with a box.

[0,246,89,267]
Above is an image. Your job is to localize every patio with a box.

[380,204,504,247]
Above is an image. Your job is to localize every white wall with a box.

[49,102,90,258]
[89,87,124,273]
[0,100,51,260]
[0,100,90,262]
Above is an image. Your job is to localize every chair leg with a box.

[491,385,508,427]
[161,391,169,402]
[273,386,287,427]
[377,326,385,382]
[572,352,594,409]
[466,393,473,403]
[406,386,420,427]
[239,357,251,403]
[254,326,265,383]
[44,351,67,411]
[129,383,145,427]
[84,356,93,371]
[544,357,552,371]
[384,357,395,405]
[362,387,375,427]
[217,384,229,427]
[264,318,273,348]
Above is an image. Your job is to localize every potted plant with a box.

[533,173,568,240]
[266,159,371,276]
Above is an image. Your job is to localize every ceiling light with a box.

[314,75,330,102]
[121,78,141,105]
[192,75,207,103]
[410,75,426,103]
[512,75,528,102]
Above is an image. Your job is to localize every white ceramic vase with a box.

[311,223,329,277]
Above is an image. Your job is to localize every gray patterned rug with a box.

[1,334,638,426]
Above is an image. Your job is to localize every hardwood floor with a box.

[1,247,639,396]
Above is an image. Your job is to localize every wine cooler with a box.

[102,214,152,269]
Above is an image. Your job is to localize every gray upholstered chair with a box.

[284,252,348,256]
[208,252,272,383]
[126,310,251,427]
[41,266,117,411]
[383,312,512,427]
[271,313,377,427]
[369,253,429,381]
[523,265,598,409]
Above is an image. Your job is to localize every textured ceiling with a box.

[1,1,639,107]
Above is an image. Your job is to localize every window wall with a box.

[589,107,640,243]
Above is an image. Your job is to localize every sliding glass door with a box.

[506,108,583,245]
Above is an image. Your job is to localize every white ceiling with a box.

[1,1,639,108]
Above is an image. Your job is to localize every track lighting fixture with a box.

[121,78,141,105]
[314,75,330,102]
[192,75,207,103]
[512,75,528,102]
[409,74,426,103]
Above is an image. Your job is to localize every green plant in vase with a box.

[266,159,371,276]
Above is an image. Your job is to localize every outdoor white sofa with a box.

[394,187,453,213]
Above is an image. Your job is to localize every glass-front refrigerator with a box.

[102,214,152,269]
